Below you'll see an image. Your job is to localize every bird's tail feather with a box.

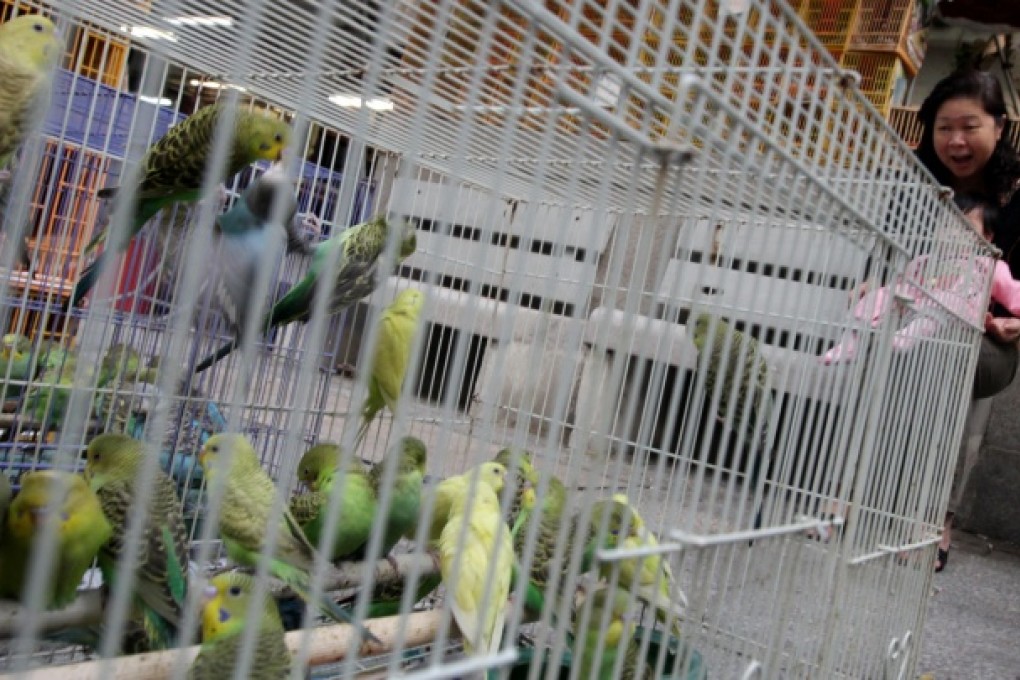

[278,564,381,644]
[69,253,105,308]
[194,338,239,374]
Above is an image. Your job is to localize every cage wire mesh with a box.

[0,0,996,678]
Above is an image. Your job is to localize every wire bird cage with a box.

[0,0,995,678]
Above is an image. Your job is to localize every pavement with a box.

[917,529,1020,680]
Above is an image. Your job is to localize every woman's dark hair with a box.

[953,192,1000,236]
[916,70,1020,203]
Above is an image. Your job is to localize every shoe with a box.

[935,547,949,573]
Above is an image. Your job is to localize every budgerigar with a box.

[0,333,33,399]
[71,103,292,307]
[427,462,507,544]
[197,433,378,642]
[574,588,652,680]
[0,470,113,609]
[438,475,513,656]
[510,470,574,622]
[355,289,425,445]
[0,14,62,170]
[194,216,417,373]
[691,313,772,454]
[289,443,375,561]
[207,167,312,342]
[492,448,539,530]
[23,345,85,435]
[188,571,291,680]
[365,435,427,559]
[587,495,686,633]
[84,433,189,650]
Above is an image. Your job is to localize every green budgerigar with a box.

[0,14,62,170]
[691,313,773,452]
[574,588,652,680]
[84,433,190,650]
[22,344,85,436]
[438,473,513,657]
[509,469,575,622]
[492,448,539,530]
[188,571,291,680]
[364,435,428,559]
[355,289,425,445]
[71,103,292,307]
[587,495,686,633]
[197,433,378,643]
[427,462,507,545]
[0,333,33,399]
[289,443,375,562]
[0,470,113,609]
[194,216,417,373]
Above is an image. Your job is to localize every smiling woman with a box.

[915,69,1020,573]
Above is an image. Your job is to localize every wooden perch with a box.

[0,552,439,639]
[6,609,453,680]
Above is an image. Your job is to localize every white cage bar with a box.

[0,1,992,679]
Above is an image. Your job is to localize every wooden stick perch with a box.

[0,552,439,639]
[3,609,453,680]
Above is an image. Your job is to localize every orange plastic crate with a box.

[840,49,904,116]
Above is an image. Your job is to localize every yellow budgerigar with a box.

[356,288,425,445]
[427,461,507,545]
[438,474,513,657]
[0,14,62,170]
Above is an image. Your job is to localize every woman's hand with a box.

[985,312,1020,343]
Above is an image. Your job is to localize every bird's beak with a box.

[28,508,49,527]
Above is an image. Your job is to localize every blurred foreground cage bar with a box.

[0,0,994,678]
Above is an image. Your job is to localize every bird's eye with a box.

[229,585,242,597]
[210,445,218,453]
[33,22,44,32]
[274,133,283,142]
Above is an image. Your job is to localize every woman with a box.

[916,69,1020,571]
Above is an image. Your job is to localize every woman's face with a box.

[933,97,1004,186]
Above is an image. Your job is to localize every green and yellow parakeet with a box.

[574,588,652,680]
[0,470,112,609]
[197,433,378,642]
[71,103,292,307]
[587,495,686,632]
[22,344,85,436]
[509,470,574,622]
[355,289,425,445]
[288,443,375,562]
[691,313,772,453]
[492,448,540,529]
[194,216,417,373]
[438,475,513,657]
[188,571,291,680]
[0,14,62,170]
[0,333,33,399]
[427,462,507,545]
[365,435,428,559]
[84,433,190,650]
